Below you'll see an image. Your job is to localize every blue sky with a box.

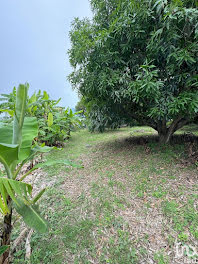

[0,0,92,107]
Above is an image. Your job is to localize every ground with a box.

[12,126,198,264]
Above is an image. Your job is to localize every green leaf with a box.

[17,145,53,175]
[13,83,28,146]
[22,145,52,165]
[19,117,38,161]
[0,123,13,144]
[14,199,48,233]
[47,112,53,127]
[0,117,38,162]
[0,109,14,117]
[43,91,49,100]
[0,178,32,215]
[29,93,37,104]
[0,143,18,168]
[32,188,46,204]
[0,246,9,256]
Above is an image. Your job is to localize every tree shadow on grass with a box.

[124,133,198,145]
[103,134,198,151]
[98,133,198,162]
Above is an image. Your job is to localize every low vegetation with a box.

[0,86,82,147]
[0,85,81,264]
[4,125,197,264]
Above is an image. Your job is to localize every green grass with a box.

[177,123,198,136]
[154,251,169,264]
[12,126,198,263]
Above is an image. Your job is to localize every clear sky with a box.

[0,0,92,108]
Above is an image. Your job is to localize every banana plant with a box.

[64,108,83,137]
[0,87,83,146]
[0,84,48,264]
[0,87,16,118]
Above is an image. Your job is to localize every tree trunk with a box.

[157,119,171,144]
[157,117,189,144]
[158,130,173,144]
[0,198,12,264]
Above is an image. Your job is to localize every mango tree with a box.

[69,0,198,143]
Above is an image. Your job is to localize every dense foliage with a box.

[0,85,82,263]
[0,87,82,146]
[69,0,198,142]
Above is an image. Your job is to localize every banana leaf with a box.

[0,178,32,215]
[14,199,48,233]
[0,117,38,162]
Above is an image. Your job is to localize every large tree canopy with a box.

[69,0,198,142]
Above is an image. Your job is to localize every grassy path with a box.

[14,127,198,264]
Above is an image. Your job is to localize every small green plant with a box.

[178,232,188,242]
[152,187,167,198]
[154,251,169,264]
[39,108,82,146]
